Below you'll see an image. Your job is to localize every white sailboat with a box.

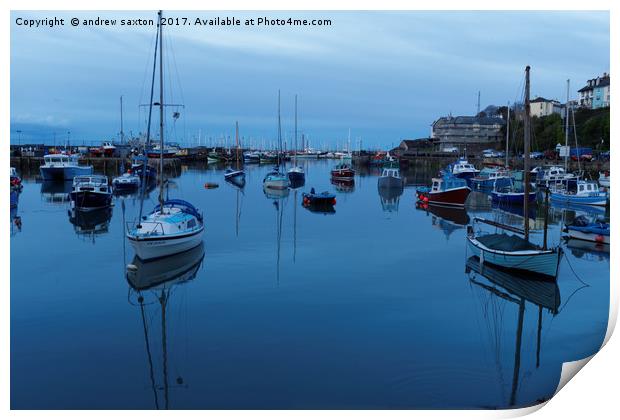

[467,66,562,279]
[126,10,204,261]
[263,90,290,190]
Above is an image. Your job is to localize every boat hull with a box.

[550,193,608,206]
[565,228,610,244]
[70,191,112,209]
[40,165,93,181]
[287,170,305,185]
[128,226,204,261]
[491,191,537,204]
[331,170,355,180]
[377,175,403,189]
[467,236,561,278]
[422,186,471,207]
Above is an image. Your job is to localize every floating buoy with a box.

[595,235,605,243]
[204,182,219,189]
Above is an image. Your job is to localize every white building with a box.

[578,73,610,109]
[530,97,563,118]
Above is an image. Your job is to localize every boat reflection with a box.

[263,186,289,200]
[126,243,205,409]
[40,180,72,204]
[416,201,469,240]
[465,256,560,407]
[378,183,403,213]
[564,238,609,262]
[67,207,113,242]
[331,178,354,193]
[10,190,22,236]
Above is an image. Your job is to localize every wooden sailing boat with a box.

[287,94,305,187]
[126,10,204,261]
[224,121,246,184]
[467,66,562,279]
[263,90,290,190]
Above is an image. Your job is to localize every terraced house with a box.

[431,115,505,150]
[578,73,610,109]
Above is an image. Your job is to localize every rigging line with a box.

[563,252,591,287]
[139,294,161,410]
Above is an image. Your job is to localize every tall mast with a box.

[523,66,531,241]
[564,79,570,171]
[158,9,164,209]
[505,102,510,168]
[294,94,297,166]
[137,13,160,227]
[235,121,239,166]
[277,89,281,168]
[120,95,125,144]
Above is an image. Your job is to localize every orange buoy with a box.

[204,182,219,189]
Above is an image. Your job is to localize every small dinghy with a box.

[563,215,609,244]
[302,188,336,207]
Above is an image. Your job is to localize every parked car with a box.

[442,147,459,153]
[571,154,592,162]
[529,151,544,160]
[544,150,558,160]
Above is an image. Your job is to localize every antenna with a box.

[477,91,481,115]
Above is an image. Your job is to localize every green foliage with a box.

[501,106,610,152]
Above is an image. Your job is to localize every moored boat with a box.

[470,167,513,191]
[40,153,93,181]
[70,175,113,210]
[550,179,607,206]
[331,163,355,180]
[377,166,403,189]
[466,66,562,280]
[302,188,336,207]
[563,215,609,244]
[598,171,610,188]
[112,171,140,193]
[450,157,479,180]
[416,173,471,207]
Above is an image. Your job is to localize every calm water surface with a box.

[10,160,609,409]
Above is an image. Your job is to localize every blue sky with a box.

[10,10,609,149]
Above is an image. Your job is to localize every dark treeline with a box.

[492,106,610,154]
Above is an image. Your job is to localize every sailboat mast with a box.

[277,89,281,168]
[294,94,297,166]
[564,79,570,170]
[505,102,510,168]
[120,95,125,144]
[137,15,160,227]
[235,121,239,166]
[523,66,531,241]
[158,10,165,209]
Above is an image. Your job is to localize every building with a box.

[578,73,610,109]
[530,97,564,118]
[398,138,433,152]
[431,115,505,149]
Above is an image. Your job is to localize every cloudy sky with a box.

[10,10,609,149]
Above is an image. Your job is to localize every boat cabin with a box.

[432,176,467,192]
[43,154,79,167]
[72,175,110,192]
[381,167,400,178]
[564,180,601,197]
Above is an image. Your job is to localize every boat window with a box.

[579,185,584,192]
[187,219,196,228]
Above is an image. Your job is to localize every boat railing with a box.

[126,220,166,236]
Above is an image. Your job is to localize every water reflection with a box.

[41,181,72,204]
[465,256,560,407]
[67,207,113,242]
[126,243,205,409]
[331,178,355,193]
[565,239,609,262]
[378,184,403,213]
[416,202,469,240]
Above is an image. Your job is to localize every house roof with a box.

[531,97,559,104]
[578,75,610,92]
[433,116,505,126]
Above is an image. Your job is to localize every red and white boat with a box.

[90,141,117,157]
[416,174,471,207]
[331,163,355,180]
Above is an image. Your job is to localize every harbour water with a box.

[10,160,609,409]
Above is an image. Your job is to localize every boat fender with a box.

[332,198,337,205]
[127,263,138,272]
[595,235,605,243]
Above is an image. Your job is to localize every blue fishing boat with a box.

[563,215,609,244]
[450,157,479,180]
[550,179,607,206]
[490,179,537,204]
[469,167,513,191]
